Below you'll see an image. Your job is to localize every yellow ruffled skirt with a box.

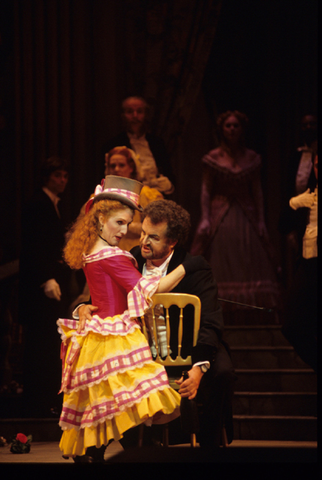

[57,314,181,457]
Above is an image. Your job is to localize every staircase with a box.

[224,314,317,443]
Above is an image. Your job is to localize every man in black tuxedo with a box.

[101,96,175,195]
[19,156,71,417]
[131,199,236,448]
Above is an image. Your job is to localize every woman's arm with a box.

[157,264,185,292]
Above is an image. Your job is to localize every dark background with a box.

[0,0,318,271]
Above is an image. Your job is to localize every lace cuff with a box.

[127,274,161,318]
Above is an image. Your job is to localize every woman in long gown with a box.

[191,111,281,323]
[57,176,193,461]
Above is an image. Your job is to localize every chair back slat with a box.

[141,293,201,368]
[165,307,171,359]
[178,307,183,358]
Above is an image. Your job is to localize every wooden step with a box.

[234,369,317,392]
[233,415,317,442]
[230,346,310,369]
[224,325,289,347]
[223,316,317,443]
[222,309,280,326]
[233,391,317,416]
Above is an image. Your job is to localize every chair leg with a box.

[190,433,197,447]
[221,425,228,447]
[138,424,144,447]
[162,423,169,447]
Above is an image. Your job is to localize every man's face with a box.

[301,115,317,132]
[45,169,68,195]
[122,98,147,135]
[140,217,177,267]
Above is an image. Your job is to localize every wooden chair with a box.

[140,293,201,447]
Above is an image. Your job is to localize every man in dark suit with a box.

[101,96,175,195]
[131,199,236,448]
[19,156,71,417]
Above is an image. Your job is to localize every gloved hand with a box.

[155,175,174,195]
[289,189,315,210]
[42,278,61,301]
[182,255,204,275]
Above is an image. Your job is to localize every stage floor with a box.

[0,440,317,464]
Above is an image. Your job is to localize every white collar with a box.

[144,252,174,277]
[42,187,60,206]
[128,131,146,141]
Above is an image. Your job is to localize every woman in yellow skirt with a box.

[57,176,194,462]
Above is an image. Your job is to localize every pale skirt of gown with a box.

[205,201,281,315]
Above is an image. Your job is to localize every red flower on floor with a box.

[10,433,32,454]
[16,433,28,444]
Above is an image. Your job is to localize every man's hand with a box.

[42,278,61,301]
[154,175,173,194]
[175,366,203,400]
[77,304,98,333]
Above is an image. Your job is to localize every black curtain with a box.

[3,0,220,251]
[0,0,318,264]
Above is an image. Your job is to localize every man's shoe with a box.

[73,455,94,463]
[86,445,106,463]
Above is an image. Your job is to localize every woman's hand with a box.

[175,366,203,400]
[77,304,98,333]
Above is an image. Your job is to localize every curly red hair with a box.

[63,199,133,269]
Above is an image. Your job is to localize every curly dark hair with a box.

[141,200,191,247]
